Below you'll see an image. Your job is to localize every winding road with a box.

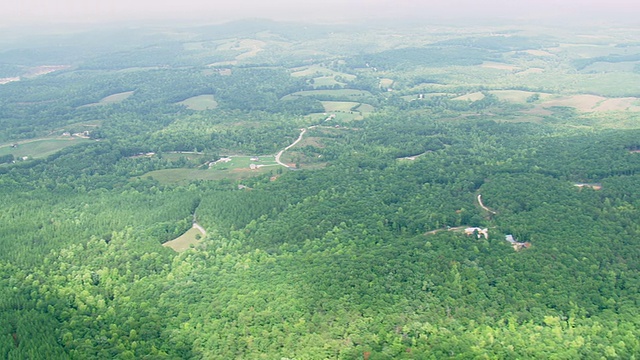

[477,194,497,214]
[275,128,307,168]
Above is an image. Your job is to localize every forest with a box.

[0,19,639,359]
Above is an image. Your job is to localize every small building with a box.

[250,157,259,162]
[249,163,257,170]
[465,227,488,239]
[505,235,515,243]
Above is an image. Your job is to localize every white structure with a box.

[465,227,489,239]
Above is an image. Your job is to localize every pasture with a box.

[540,95,640,112]
[178,95,218,110]
[143,155,280,184]
[321,101,360,112]
[282,89,373,101]
[79,91,134,108]
[290,65,357,81]
[162,226,204,252]
[0,137,91,159]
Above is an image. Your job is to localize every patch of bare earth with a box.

[481,62,520,71]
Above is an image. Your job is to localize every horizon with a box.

[2,0,639,28]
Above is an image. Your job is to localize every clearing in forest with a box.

[0,137,91,159]
[453,92,485,101]
[282,89,372,101]
[491,90,552,103]
[541,95,640,112]
[178,95,218,110]
[79,91,134,108]
[480,62,520,71]
[142,155,280,184]
[163,225,205,252]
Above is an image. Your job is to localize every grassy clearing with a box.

[481,62,520,71]
[178,95,218,110]
[162,152,207,161]
[79,91,134,108]
[282,89,372,101]
[291,65,357,81]
[379,78,394,88]
[311,76,345,88]
[143,166,277,184]
[100,91,134,104]
[453,92,485,101]
[355,103,375,113]
[143,155,280,184]
[490,90,552,103]
[163,227,204,252]
[321,101,360,112]
[0,137,91,159]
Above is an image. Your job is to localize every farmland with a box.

[1,18,640,360]
[0,137,92,159]
[178,94,218,110]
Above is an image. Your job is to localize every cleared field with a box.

[282,89,372,101]
[321,101,360,112]
[379,78,394,88]
[541,95,640,112]
[453,92,485,101]
[515,68,545,75]
[163,226,204,252]
[178,95,218,110]
[401,93,451,101]
[291,65,357,81]
[100,91,134,104]
[481,62,520,71]
[522,49,554,57]
[312,76,345,88]
[0,137,91,159]
[291,65,334,77]
[143,155,279,184]
[355,103,375,113]
[490,90,553,103]
[79,91,134,108]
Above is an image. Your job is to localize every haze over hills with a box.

[0,8,639,360]
[3,0,640,26]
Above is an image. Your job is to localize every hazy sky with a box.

[2,0,639,26]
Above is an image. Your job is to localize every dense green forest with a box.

[0,19,639,359]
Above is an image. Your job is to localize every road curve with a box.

[275,128,307,168]
[477,194,497,214]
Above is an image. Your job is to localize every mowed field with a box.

[450,89,640,113]
[78,91,134,108]
[142,155,280,184]
[0,137,92,159]
[178,95,218,110]
[282,89,372,101]
[541,95,640,112]
[162,226,204,252]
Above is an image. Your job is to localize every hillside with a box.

[0,20,639,359]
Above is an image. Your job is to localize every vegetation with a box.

[0,19,639,359]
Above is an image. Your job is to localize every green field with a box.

[291,65,357,81]
[0,137,92,159]
[321,101,360,112]
[178,95,218,110]
[143,155,280,184]
[162,227,204,252]
[311,76,345,88]
[79,91,134,108]
[282,89,372,101]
